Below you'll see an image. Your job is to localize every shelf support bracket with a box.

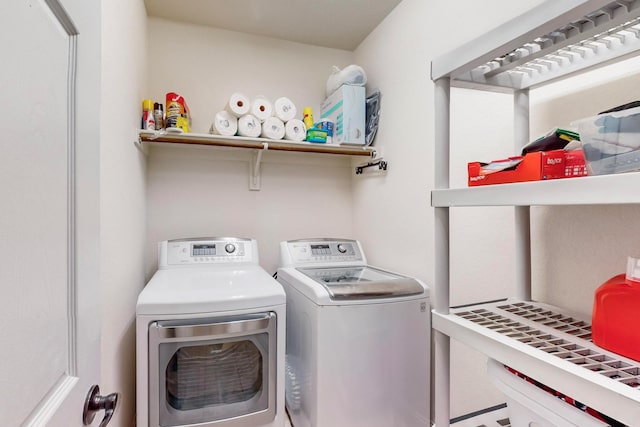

[249,143,269,191]
[133,135,149,156]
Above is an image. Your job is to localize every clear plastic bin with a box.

[573,106,640,175]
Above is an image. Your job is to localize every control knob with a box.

[225,243,236,254]
[337,244,348,254]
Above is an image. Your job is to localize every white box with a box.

[320,85,365,145]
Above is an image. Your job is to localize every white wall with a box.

[147,18,355,135]
[530,57,640,316]
[145,19,357,277]
[353,0,545,418]
[100,0,148,426]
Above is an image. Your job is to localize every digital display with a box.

[193,244,216,256]
[311,244,331,255]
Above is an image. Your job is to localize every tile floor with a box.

[450,406,511,427]
[284,407,510,427]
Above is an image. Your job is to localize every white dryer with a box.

[277,239,430,427]
[136,237,286,427]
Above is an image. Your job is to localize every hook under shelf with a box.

[355,158,388,175]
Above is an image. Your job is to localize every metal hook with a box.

[355,159,388,175]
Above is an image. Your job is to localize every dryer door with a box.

[148,313,277,427]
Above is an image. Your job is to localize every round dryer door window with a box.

[166,340,263,410]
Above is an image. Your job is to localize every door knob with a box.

[83,385,119,427]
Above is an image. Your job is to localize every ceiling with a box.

[144,0,402,51]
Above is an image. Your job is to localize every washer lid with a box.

[137,265,285,315]
[295,265,424,300]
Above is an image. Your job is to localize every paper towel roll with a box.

[237,114,262,138]
[273,97,297,122]
[251,97,273,122]
[226,93,251,117]
[209,110,238,136]
[260,117,285,140]
[284,119,307,142]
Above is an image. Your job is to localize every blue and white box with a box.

[320,85,365,145]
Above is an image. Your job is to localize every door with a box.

[0,0,102,426]
[148,313,277,427]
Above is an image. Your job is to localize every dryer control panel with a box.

[280,239,365,267]
[159,238,257,267]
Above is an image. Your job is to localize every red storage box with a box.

[468,150,587,186]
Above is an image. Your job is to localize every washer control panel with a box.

[280,239,365,266]
[161,237,255,266]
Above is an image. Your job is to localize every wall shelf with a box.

[432,0,640,92]
[434,300,640,426]
[137,131,376,157]
[136,131,379,190]
[432,172,640,207]
[430,0,640,425]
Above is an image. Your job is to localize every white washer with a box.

[136,237,286,427]
[277,239,430,427]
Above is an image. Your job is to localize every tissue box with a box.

[320,86,365,145]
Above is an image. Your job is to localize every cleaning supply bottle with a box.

[592,256,640,361]
[302,107,314,129]
[141,99,155,130]
[153,102,164,130]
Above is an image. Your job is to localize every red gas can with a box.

[592,257,640,362]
